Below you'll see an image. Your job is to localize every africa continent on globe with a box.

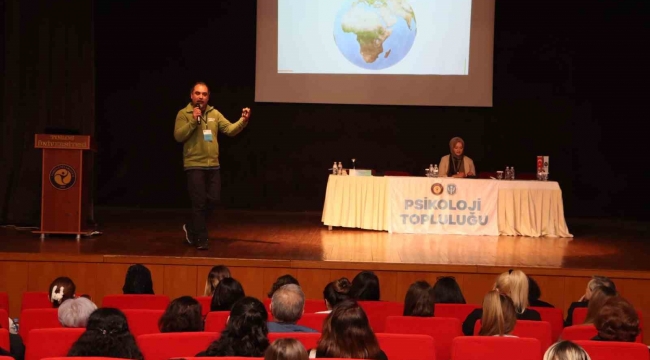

[334,0,417,70]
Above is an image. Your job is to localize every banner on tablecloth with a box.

[388,177,498,235]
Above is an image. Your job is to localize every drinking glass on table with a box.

[496,171,503,180]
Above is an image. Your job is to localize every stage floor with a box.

[1,207,649,272]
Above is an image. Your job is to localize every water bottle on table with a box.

[332,162,338,175]
[433,164,439,177]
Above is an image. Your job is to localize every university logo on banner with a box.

[49,164,76,190]
[387,177,498,235]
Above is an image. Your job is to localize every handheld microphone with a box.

[195,103,202,124]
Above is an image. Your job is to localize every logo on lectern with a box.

[431,183,443,195]
[49,164,76,190]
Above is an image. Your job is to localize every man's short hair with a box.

[271,284,305,324]
[58,297,97,327]
[589,276,616,293]
[191,82,210,94]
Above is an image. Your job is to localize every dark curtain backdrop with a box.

[1,0,95,225]
[2,0,649,226]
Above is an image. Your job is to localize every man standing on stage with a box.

[174,82,251,250]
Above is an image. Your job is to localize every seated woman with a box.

[265,338,308,360]
[349,271,380,301]
[68,308,143,359]
[317,277,351,314]
[565,275,616,326]
[438,137,476,178]
[543,341,591,360]
[593,296,640,342]
[49,277,76,308]
[122,264,154,294]
[159,296,203,332]
[268,274,300,298]
[197,297,270,357]
[58,297,97,327]
[203,265,231,296]
[432,276,466,304]
[528,276,554,308]
[310,299,387,359]
[583,286,617,324]
[462,269,541,335]
[478,290,517,337]
[211,277,246,311]
[403,281,434,317]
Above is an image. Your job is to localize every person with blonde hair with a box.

[543,341,591,360]
[265,338,308,360]
[203,265,231,296]
[462,269,541,335]
[479,290,517,336]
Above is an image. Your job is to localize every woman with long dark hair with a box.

[68,308,143,359]
[211,277,246,311]
[159,296,203,332]
[403,281,434,317]
[349,271,380,301]
[122,264,154,294]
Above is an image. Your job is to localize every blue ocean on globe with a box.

[333,0,417,71]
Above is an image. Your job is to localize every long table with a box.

[322,175,572,237]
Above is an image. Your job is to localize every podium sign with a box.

[34,134,94,239]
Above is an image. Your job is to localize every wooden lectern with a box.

[34,134,95,240]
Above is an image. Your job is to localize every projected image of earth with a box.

[334,0,417,70]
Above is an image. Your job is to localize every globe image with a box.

[334,0,417,70]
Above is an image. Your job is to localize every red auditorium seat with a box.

[122,309,163,337]
[296,313,328,332]
[529,306,564,340]
[42,358,131,360]
[0,292,8,311]
[24,328,84,360]
[19,308,62,346]
[376,333,436,360]
[0,329,10,352]
[204,311,230,332]
[358,301,403,333]
[102,294,170,310]
[180,358,264,360]
[384,317,459,360]
[136,332,219,360]
[195,296,212,316]
[21,292,51,310]
[0,357,13,360]
[473,320,552,356]
[574,340,650,360]
[0,309,9,332]
[451,336,541,360]
[263,298,328,316]
[268,333,320,351]
[434,304,481,322]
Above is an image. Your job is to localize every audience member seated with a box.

[265,338,308,360]
[211,278,245,312]
[203,265,231,296]
[479,290,517,337]
[432,276,466,304]
[316,278,351,314]
[583,286,617,325]
[268,275,300,299]
[528,276,555,308]
[350,271,380,301]
[463,269,541,335]
[593,296,640,342]
[159,296,203,332]
[58,297,97,327]
[123,264,155,294]
[68,308,143,359]
[403,281,434,317]
[196,297,270,357]
[565,275,616,327]
[309,299,388,360]
[268,284,317,333]
[543,340,591,360]
[49,277,76,308]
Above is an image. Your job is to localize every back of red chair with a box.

[384,316,460,360]
[24,328,85,360]
[136,332,219,360]
[529,307,564,341]
[20,308,62,346]
[102,295,170,310]
[296,313,328,332]
[574,340,650,360]
[473,320,552,355]
[0,309,9,332]
[268,333,320,351]
[0,329,9,352]
[123,309,163,337]
[21,292,51,310]
[0,293,8,312]
[204,311,230,332]
[195,296,212,316]
[181,358,263,360]
[434,304,481,322]
[42,358,132,360]
[376,333,436,360]
[451,336,541,360]
[358,301,403,333]
[560,324,598,341]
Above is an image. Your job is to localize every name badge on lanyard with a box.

[203,129,213,142]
